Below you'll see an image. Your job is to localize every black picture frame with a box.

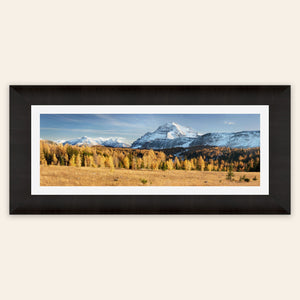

[10,85,291,214]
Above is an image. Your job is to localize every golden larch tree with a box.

[123,156,130,169]
[75,154,81,167]
[166,159,173,170]
[40,151,47,166]
[69,154,76,167]
[52,154,58,165]
[106,156,114,170]
[97,154,105,168]
[183,160,191,171]
[197,156,205,171]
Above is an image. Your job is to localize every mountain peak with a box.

[155,122,199,139]
[165,121,179,126]
[131,122,199,149]
[160,121,181,128]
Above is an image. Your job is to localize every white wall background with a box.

[0,1,299,299]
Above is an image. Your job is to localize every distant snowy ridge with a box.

[190,131,260,149]
[56,136,130,148]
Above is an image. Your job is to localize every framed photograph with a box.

[10,86,290,214]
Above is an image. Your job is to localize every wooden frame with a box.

[10,85,291,214]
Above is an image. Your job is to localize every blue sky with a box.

[40,114,260,143]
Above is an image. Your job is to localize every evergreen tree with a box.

[174,157,181,170]
[226,165,234,181]
[84,156,88,167]
[161,161,168,171]
[64,153,69,166]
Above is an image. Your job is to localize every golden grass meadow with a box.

[40,165,260,186]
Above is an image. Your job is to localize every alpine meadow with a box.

[40,114,261,186]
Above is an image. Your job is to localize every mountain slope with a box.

[190,131,260,148]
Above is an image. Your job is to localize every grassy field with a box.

[40,166,260,186]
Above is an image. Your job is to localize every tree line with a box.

[40,140,260,172]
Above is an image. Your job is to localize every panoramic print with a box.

[40,114,260,186]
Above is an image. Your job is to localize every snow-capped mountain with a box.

[131,122,260,149]
[57,136,130,148]
[51,122,260,150]
[131,122,201,149]
[190,131,260,148]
